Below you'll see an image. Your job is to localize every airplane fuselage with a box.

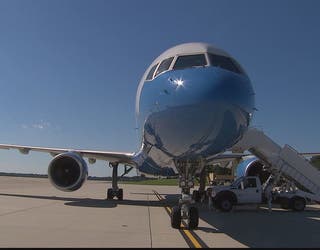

[134,43,255,176]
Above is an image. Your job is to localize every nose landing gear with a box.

[171,203,199,230]
[170,159,203,230]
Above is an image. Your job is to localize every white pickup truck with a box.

[209,176,308,212]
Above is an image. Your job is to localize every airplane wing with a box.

[0,143,136,165]
[207,153,250,163]
[207,151,320,165]
[0,143,319,167]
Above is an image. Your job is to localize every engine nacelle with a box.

[48,152,88,192]
[235,157,270,184]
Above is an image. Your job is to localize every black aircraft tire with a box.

[192,190,201,202]
[107,188,114,200]
[188,206,199,230]
[117,189,123,200]
[171,206,181,229]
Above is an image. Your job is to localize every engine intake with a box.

[236,157,270,184]
[48,152,88,191]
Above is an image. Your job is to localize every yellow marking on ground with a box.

[182,229,202,248]
[153,190,203,248]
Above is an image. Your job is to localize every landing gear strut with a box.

[171,159,203,230]
[106,162,123,200]
[192,167,207,202]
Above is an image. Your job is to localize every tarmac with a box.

[0,176,320,248]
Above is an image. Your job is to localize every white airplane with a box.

[0,42,318,229]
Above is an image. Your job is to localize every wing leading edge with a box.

[0,143,136,166]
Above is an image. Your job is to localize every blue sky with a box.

[0,0,319,177]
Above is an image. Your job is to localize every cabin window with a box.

[154,57,174,77]
[208,54,243,75]
[146,63,159,81]
[173,54,207,70]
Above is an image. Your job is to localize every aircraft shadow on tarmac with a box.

[0,192,179,208]
[1,192,320,247]
[197,204,320,248]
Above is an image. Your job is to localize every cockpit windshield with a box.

[208,53,245,75]
[154,57,174,77]
[146,63,158,81]
[145,51,247,82]
[173,54,207,70]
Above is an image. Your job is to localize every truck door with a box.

[236,177,262,204]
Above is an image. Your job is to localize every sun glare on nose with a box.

[174,79,184,86]
[171,77,185,89]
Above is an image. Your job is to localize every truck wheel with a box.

[291,197,306,211]
[280,198,290,209]
[219,197,233,212]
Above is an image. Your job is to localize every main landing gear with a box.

[106,162,123,200]
[171,159,203,230]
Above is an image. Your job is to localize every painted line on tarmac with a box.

[153,190,208,248]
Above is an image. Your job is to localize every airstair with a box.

[231,128,320,202]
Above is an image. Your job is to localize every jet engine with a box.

[235,157,270,184]
[48,152,88,191]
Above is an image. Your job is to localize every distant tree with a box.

[310,156,320,170]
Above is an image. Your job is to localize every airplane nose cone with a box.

[139,67,255,158]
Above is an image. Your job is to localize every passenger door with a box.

[235,177,262,204]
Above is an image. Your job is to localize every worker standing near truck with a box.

[263,175,275,212]
[207,187,213,210]
[264,183,273,212]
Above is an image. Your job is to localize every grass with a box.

[119,178,202,186]
[119,178,179,186]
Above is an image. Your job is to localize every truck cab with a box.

[210,176,263,211]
